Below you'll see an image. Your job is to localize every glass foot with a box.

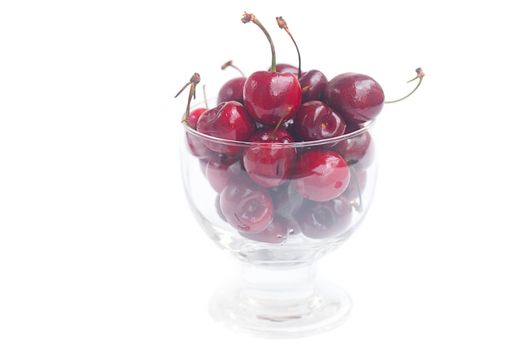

[209,263,352,338]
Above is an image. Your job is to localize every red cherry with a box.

[243,128,296,188]
[196,101,255,155]
[323,73,385,123]
[204,157,243,193]
[300,70,327,102]
[186,108,207,129]
[275,63,298,75]
[241,13,302,127]
[220,180,273,234]
[217,77,246,105]
[293,150,350,202]
[239,216,288,243]
[341,166,368,211]
[185,133,211,159]
[243,71,302,126]
[292,101,346,141]
[335,124,373,166]
[298,198,353,239]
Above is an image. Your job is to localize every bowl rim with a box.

[182,116,375,148]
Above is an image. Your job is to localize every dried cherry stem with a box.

[384,67,425,104]
[242,12,276,72]
[202,84,209,109]
[276,16,302,78]
[221,60,245,77]
[174,73,201,122]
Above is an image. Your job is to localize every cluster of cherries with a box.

[177,13,423,243]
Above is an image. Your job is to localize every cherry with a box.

[243,128,296,188]
[293,150,350,202]
[297,198,353,239]
[300,70,327,102]
[185,106,209,159]
[341,166,368,212]
[335,123,372,165]
[185,134,210,159]
[292,101,346,141]
[323,73,385,124]
[242,12,302,127]
[220,179,273,234]
[218,60,246,105]
[186,108,207,129]
[204,157,243,193]
[217,77,246,104]
[275,63,299,75]
[196,101,255,155]
[239,216,288,243]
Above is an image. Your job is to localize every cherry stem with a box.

[384,67,425,104]
[221,60,245,77]
[174,73,201,122]
[276,16,302,79]
[202,84,208,109]
[242,12,276,72]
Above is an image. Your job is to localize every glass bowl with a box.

[180,101,377,337]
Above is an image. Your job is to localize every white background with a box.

[1,0,524,348]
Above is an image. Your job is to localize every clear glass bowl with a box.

[180,102,377,337]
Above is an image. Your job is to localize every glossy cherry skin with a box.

[243,128,296,188]
[293,150,350,202]
[293,101,346,141]
[299,70,327,102]
[186,108,207,129]
[217,77,246,105]
[243,71,302,126]
[239,216,288,243]
[220,180,273,234]
[335,124,374,168]
[185,108,210,158]
[297,198,352,239]
[196,101,255,155]
[204,157,243,193]
[323,73,384,123]
[274,63,299,75]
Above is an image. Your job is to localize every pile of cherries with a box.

[177,13,423,244]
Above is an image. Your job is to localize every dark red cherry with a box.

[185,133,211,159]
[243,71,302,126]
[293,101,346,141]
[196,101,255,155]
[220,180,273,234]
[204,157,243,193]
[341,166,368,211]
[335,123,373,166]
[243,128,296,188]
[293,150,350,202]
[217,77,246,105]
[298,198,353,239]
[299,70,327,102]
[239,216,288,243]
[275,63,298,75]
[186,108,207,129]
[323,73,384,123]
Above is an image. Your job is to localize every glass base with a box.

[209,263,352,338]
